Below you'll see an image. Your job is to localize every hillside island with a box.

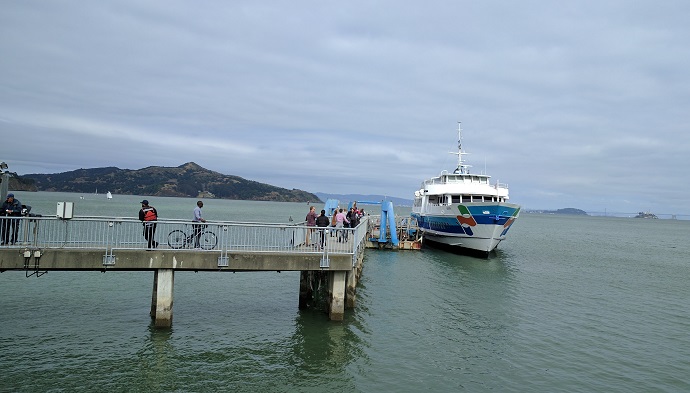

[6,162,319,203]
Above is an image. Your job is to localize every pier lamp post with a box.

[0,161,10,200]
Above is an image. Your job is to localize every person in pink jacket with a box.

[334,208,350,242]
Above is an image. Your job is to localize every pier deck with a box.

[0,216,367,326]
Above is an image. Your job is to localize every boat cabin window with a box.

[462,196,471,203]
[451,196,461,203]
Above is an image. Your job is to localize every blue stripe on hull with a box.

[411,204,519,237]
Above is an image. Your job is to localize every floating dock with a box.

[326,198,422,250]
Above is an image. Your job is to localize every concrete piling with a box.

[152,269,174,328]
[328,271,346,321]
[298,271,313,309]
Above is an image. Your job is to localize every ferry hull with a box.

[411,203,520,257]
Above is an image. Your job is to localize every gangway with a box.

[325,199,421,250]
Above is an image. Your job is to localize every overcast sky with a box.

[2,1,689,215]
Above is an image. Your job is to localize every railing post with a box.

[320,228,329,268]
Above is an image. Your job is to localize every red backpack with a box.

[143,208,157,221]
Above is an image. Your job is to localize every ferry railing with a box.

[0,216,363,257]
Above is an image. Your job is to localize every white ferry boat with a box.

[411,123,520,256]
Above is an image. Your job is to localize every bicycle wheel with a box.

[199,231,217,250]
[167,230,187,249]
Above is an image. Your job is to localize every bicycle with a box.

[167,224,218,250]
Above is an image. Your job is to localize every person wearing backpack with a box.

[347,207,359,229]
[138,200,159,249]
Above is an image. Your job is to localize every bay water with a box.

[1,192,689,392]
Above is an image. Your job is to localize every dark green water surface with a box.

[1,192,689,392]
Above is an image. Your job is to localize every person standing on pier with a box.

[347,207,359,229]
[330,207,338,237]
[316,209,330,249]
[138,200,158,249]
[192,200,206,248]
[335,208,350,242]
[1,193,22,245]
[305,205,317,247]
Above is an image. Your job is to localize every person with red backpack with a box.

[138,200,158,249]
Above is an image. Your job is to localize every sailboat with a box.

[106,191,113,200]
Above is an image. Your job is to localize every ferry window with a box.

[462,196,471,203]
[452,196,461,203]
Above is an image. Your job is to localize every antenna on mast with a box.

[450,121,470,174]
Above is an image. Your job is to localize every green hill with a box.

[2,172,38,192]
[22,162,319,202]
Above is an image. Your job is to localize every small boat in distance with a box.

[634,211,658,219]
[411,122,520,257]
[106,191,112,200]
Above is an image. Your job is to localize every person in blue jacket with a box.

[1,193,22,245]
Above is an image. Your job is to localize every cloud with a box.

[1,0,690,215]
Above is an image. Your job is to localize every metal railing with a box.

[0,216,368,264]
